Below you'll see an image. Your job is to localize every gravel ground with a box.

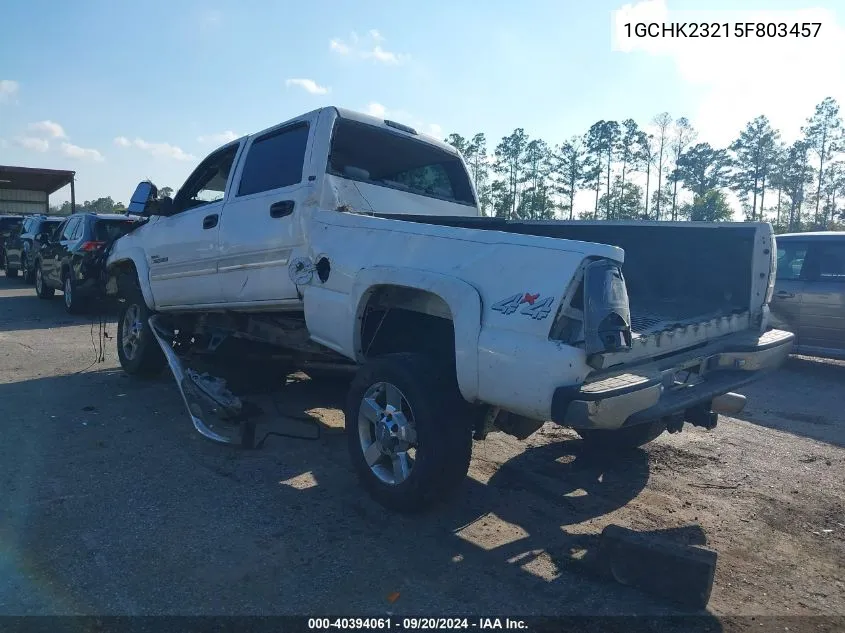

[0,273,843,630]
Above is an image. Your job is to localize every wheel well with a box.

[360,286,456,363]
[108,260,140,296]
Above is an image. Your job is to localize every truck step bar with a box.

[148,315,259,448]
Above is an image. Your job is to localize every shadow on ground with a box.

[0,274,118,333]
[0,368,721,628]
[736,355,845,447]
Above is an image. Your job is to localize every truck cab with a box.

[118,107,478,310]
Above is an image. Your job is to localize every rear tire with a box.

[35,262,54,299]
[4,261,18,278]
[576,420,667,452]
[345,353,472,513]
[63,274,86,314]
[116,280,166,377]
[22,253,35,284]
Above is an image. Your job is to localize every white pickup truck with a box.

[106,106,794,512]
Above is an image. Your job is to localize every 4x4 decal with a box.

[491,292,555,320]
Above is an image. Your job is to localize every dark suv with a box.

[33,213,140,313]
[0,215,25,270]
[770,231,845,360]
[3,215,64,281]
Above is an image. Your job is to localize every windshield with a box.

[95,219,137,242]
[39,219,62,233]
[327,119,476,206]
[0,218,23,233]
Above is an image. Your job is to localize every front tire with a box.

[35,262,54,299]
[345,353,472,513]
[576,420,667,452]
[116,282,166,377]
[4,260,18,278]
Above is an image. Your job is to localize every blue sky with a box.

[1,0,843,210]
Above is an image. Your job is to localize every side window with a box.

[815,242,845,282]
[61,218,79,241]
[776,242,808,281]
[237,124,309,197]
[173,144,240,214]
[71,219,86,240]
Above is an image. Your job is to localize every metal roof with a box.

[0,165,75,194]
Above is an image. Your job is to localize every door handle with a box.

[270,200,295,218]
[203,214,219,229]
[775,290,795,299]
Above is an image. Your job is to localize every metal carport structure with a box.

[0,165,76,215]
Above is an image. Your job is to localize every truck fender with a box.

[349,266,482,403]
[107,249,155,310]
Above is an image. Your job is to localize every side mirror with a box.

[35,231,51,243]
[127,181,158,216]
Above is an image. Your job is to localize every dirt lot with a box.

[1,273,843,629]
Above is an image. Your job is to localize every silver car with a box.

[770,231,845,360]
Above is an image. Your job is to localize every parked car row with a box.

[2,212,141,313]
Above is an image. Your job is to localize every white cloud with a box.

[28,120,67,139]
[285,78,330,95]
[613,0,845,147]
[329,39,351,55]
[16,137,49,152]
[0,79,19,103]
[196,130,240,144]
[0,139,7,148]
[61,142,104,162]
[114,136,195,161]
[366,102,387,118]
[362,46,404,65]
[329,30,408,65]
[363,103,443,140]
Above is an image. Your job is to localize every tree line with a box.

[444,97,845,232]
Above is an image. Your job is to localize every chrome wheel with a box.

[121,304,143,361]
[63,277,73,308]
[358,381,418,485]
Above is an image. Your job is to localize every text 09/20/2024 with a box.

[622,22,822,38]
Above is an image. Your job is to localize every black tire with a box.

[116,280,166,377]
[576,420,667,452]
[4,260,18,278]
[62,274,86,314]
[34,262,55,299]
[345,353,473,513]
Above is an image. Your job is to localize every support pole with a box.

[70,174,76,214]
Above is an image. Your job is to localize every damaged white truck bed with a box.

[106,106,794,511]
